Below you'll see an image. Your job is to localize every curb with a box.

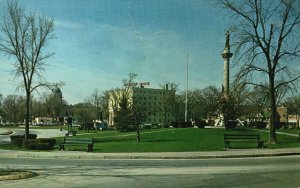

[1,149,300,160]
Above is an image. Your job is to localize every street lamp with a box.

[60,96,63,131]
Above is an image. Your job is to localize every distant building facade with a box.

[108,86,175,127]
[276,106,288,126]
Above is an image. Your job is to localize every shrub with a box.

[10,134,37,140]
[38,138,56,147]
[12,138,24,148]
[194,120,207,128]
[10,135,25,142]
[23,139,36,149]
[225,120,238,130]
[141,124,152,129]
[66,130,77,136]
[26,134,37,139]
[233,126,248,131]
[119,125,136,132]
[24,138,57,150]
[171,121,193,128]
[257,122,267,129]
[207,120,215,126]
[249,121,267,129]
[275,122,286,129]
[10,134,38,148]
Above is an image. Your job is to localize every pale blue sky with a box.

[0,0,230,104]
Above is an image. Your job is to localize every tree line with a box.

[2,78,299,128]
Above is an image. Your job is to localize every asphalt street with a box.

[0,156,300,188]
[1,128,300,187]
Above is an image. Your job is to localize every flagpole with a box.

[185,52,188,122]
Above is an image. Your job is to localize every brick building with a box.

[108,86,175,128]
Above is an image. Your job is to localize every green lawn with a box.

[54,128,300,152]
[1,127,300,152]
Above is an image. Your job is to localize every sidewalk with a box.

[1,147,300,160]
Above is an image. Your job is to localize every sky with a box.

[0,0,230,104]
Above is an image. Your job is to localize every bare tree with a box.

[85,89,102,120]
[1,95,25,124]
[100,91,110,121]
[112,73,148,142]
[201,86,221,120]
[0,1,55,138]
[110,73,135,129]
[160,82,178,126]
[73,103,94,131]
[0,94,3,122]
[219,0,300,143]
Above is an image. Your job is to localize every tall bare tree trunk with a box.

[136,124,141,142]
[25,92,30,139]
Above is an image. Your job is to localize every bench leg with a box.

[224,141,230,149]
[87,144,93,152]
[258,141,264,148]
[59,144,65,151]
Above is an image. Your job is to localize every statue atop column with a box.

[225,30,230,49]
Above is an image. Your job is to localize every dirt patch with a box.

[0,170,38,181]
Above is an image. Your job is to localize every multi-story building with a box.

[108,85,175,128]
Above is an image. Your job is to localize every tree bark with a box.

[269,74,277,144]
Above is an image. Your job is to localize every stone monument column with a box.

[221,31,233,98]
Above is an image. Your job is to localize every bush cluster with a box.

[10,134,56,150]
[171,121,193,128]
[247,121,267,129]
[10,134,38,148]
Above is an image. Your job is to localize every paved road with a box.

[0,156,299,188]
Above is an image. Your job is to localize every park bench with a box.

[224,134,264,149]
[59,137,94,152]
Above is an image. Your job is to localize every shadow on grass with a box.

[277,139,299,144]
[143,139,176,143]
[94,138,176,143]
[226,146,263,149]
[229,127,262,132]
[94,137,135,143]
